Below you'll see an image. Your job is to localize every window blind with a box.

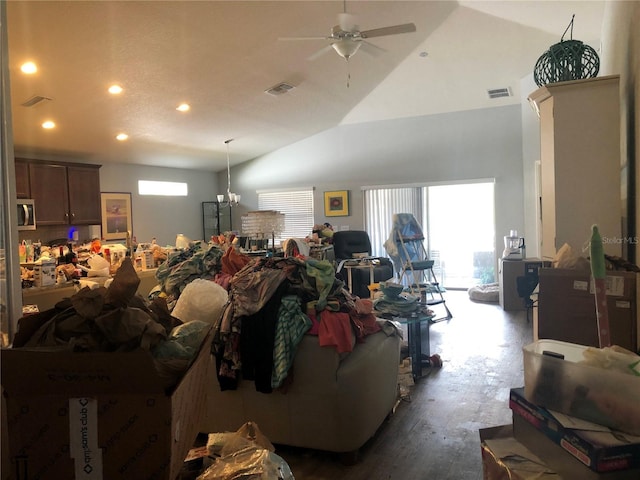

[258,189,314,245]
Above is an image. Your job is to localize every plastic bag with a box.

[172,279,228,325]
[197,422,294,480]
[153,320,211,360]
[220,422,274,455]
[197,450,294,480]
[581,345,640,376]
[552,242,590,270]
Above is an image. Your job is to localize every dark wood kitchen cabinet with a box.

[26,161,102,226]
[15,159,30,198]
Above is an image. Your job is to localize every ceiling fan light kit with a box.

[331,38,362,60]
[280,2,416,63]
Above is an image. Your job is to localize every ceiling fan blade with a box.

[338,12,358,32]
[279,36,328,41]
[307,44,334,61]
[360,40,387,57]
[360,23,416,39]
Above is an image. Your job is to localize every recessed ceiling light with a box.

[108,84,123,95]
[21,62,37,74]
[41,120,55,129]
[176,103,190,112]
[116,133,129,141]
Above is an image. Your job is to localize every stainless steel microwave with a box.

[17,199,36,230]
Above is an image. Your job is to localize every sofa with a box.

[151,246,402,454]
[200,322,401,454]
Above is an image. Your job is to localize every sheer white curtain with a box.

[364,187,422,257]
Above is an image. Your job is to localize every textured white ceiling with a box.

[7,1,605,171]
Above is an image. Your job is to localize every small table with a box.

[391,312,433,378]
[337,258,380,298]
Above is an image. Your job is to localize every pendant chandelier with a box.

[217,139,241,207]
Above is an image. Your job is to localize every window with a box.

[138,180,188,196]
[258,188,314,245]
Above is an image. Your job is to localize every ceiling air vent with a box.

[265,82,295,96]
[21,95,52,107]
[487,87,512,99]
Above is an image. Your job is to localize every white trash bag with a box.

[171,278,228,325]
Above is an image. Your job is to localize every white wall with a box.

[226,104,525,260]
[520,73,543,259]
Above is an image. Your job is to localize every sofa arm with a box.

[286,335,343,394]
[201,327,401,453]
[287,328,401,452]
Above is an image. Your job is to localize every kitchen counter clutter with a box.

[22,268,159,312]
[19,236,173,311]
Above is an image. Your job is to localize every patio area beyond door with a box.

[365,181,496,290]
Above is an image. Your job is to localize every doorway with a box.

[365,180,495,290]
[424,182,495,289]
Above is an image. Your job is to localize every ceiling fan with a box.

[279,1,416,62]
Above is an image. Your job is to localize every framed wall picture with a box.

[324,190,349,217]
[101,192,133,240]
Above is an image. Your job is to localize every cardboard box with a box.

[522,340,640,435]
[509,387,640,473]
[537,268,637,351]
[1,329,212,480]
[33,259,57,287]
[479,424,559,479]
[513,413,640,480]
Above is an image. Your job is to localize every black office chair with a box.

[332,230,394,298]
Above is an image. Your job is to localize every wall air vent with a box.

[487,87,512,99]
[21,95,52,107]
[265,82,295,96]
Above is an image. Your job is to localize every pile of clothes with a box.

[148,243,392,394]
[212,255,384,393]
[11,257,211,390]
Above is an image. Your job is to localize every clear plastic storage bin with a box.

[523,339,640,435]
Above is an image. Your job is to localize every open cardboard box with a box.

[510,387,640,477]
[1,328,212,480]
[478,424,559,480]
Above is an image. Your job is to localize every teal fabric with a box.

[271,295,312,388]
[304,258,338,311]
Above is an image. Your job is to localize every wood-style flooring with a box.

[275,290,533,479]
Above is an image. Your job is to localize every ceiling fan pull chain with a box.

[346,60,351,88]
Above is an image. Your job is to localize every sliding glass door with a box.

[426,183,495,288]
[364,181,495,289]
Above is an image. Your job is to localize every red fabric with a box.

[221,246,252,276]
[307,310,321,335]
[350,311,381,342]
[214,272,233,290]
[307,310,354,353]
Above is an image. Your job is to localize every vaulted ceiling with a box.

[7,1,605,171]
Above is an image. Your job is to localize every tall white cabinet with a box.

[528,75,622,259]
